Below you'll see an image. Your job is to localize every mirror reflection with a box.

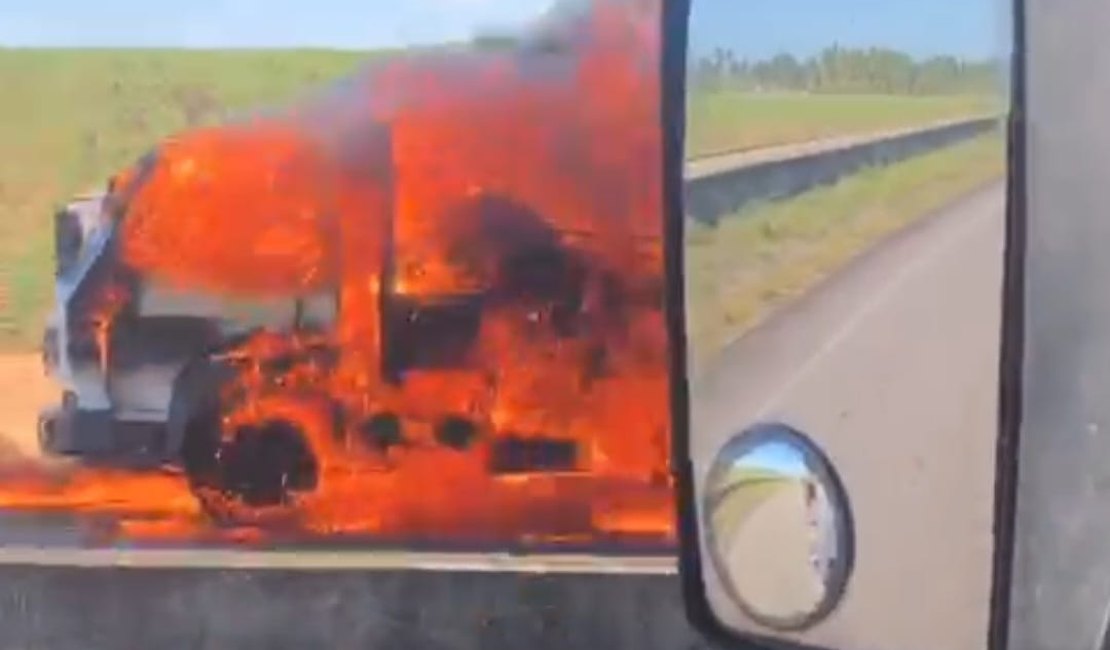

[684,0,1010,648]
[704,423,852,631]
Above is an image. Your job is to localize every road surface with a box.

[692,182,1004,650]
[714,478,825,624]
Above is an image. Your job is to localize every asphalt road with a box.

[715,479,824,624]
[692,182,1004,650]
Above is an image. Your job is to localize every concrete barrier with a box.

[0,562,710,650]
[684,115,1002,225]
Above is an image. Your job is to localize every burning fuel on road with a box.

[0,0,675,553]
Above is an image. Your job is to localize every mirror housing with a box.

[674,0,1020,648]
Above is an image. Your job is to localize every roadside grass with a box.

[0,49,998,352]
[686,91,998,158]
[685,131,1006,367]
[0,49,371,352]
[709,476,794,543]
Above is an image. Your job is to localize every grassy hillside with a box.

[0,49,375,349]
[686,91,997,157]
[0,49,996,351]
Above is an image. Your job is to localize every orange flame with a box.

[0,0,674,551]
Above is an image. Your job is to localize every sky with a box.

[737,439,810,478]
[689,0,1006,61]
[0,0,1006,61]
[0,0,553,49]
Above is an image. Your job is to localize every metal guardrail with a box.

[684,115,1003,224]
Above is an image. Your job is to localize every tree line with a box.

[691,45,1000,95]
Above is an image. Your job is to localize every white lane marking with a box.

[753,198,1000,420]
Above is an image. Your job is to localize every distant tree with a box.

[689,45,999,96]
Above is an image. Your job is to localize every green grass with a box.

[686,131,1006,367]
[0,49,999,351]
[686,91,997,158]
[708,476,795,544]
[0,49,372,351]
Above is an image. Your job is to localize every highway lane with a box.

[715,479,825,623]
[692,182,1004,650]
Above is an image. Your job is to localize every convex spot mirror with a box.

[704,423,853,632]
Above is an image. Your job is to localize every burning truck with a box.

[32,0,675,546]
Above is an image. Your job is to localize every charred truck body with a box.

[37,0,674,545]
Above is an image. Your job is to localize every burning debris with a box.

[4,0,674,551]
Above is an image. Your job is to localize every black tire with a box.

[166,355,233,465]
[168,356,320,528]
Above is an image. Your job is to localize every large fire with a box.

[0,0,675,551]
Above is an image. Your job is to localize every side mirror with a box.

[675,0,1017,648]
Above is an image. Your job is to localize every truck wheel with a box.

[169,357,322,528]
[185,414,320,527]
